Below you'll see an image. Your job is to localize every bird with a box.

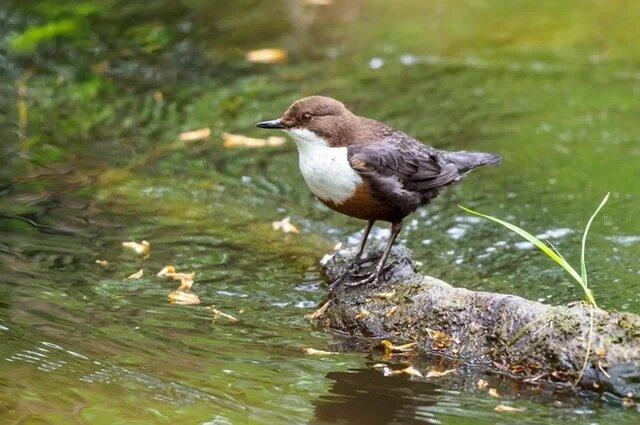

[257,96,501,290]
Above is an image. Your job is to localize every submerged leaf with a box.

[168,290,200,305]
[302,348,339,355]
[156,265,177,278]
[95,259,109,268]
[223,132,286,148]
[495,404,525,413]
[272,216,300,234]
[179,128,211,143]
[246,48,287,64]
[212,308,238,323]
[124,269,144,280]
[122,240,150,259]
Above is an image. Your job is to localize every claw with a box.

[328,257,365,292]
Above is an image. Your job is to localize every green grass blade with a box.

[459,205,597,306]
[580,193,610,290]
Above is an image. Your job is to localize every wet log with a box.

[311,243,640,399]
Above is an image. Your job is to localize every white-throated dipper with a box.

[257,96,501,290]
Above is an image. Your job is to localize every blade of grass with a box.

[580,193,610,290]
[458,205,597,307]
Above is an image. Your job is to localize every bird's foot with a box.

[327,258,366,292]
[344,261,397,289]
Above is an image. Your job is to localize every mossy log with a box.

[312,244,640,399]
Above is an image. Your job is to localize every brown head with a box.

[256,96,358,147]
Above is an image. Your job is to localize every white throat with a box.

[287,128,362,204]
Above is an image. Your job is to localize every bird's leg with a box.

[328,220,374,291]
[346,220,403,288]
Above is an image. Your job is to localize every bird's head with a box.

[257,96,356,147]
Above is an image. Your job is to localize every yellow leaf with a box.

[477,379,489,389]
[272,216,300,234]
[212,308,238,323]
[425,368,456,378]
[124,269,144,280]
[495,405,524,413]
[246,48,287,64]
[488,388,500,398]
[122,240,150,259]
[302,348,339,355]
[95,259,109,268]
[380,340,416,354]
[179,128,211,143]
[354,308,369,320]
[304,300,331,320]
[168,290,200,305]
[372,289,396,299]
[156,265,176,277]
[385,305,398,318]
[223,132,286,148]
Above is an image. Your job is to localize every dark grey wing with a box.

[347,133,460,194]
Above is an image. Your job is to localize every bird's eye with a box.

[301,113,312,122]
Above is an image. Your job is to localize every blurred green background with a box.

[1,1,639,423]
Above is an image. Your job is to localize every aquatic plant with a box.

[460,193,610,307]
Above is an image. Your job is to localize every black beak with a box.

[256,119,285,129]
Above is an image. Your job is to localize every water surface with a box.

[1,1,639,423]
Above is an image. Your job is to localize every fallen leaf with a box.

[272,216,300,234]
[95,259,109,268]
[383,366,423,378]
[372,363,387,369]
[153,90,163,102]
[302,348,339,355]
[319,253,334,266]
[305,300,331,320]
[223,132,286,148]
[177,276,195,291]
[622,397,636,408]
[355,308,369,320]
[212,308,238,322]
[477,379,489,389]
[510,364,527,374]
[156,265,176,277]
[488,388,500,398]
[168,290,201,305]
[380,340,416,354]
[495,405,524,413]
[333,242,343,251]
[372,289,396,300]
[179,128,211,143]
[425,368,456,378]
[304,0,333,5]
[122,240,150,259]
[399,366,423,378]
[425,327,456,350]
[246,48,287,64]
[385,305,398,318]
[124,269,144,280]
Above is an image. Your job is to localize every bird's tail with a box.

[443,151,502,174]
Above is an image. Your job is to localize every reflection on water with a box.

[1,0,640,423]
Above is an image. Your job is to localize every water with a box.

[1,0,640,423]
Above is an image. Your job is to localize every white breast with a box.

[287,128,362,204]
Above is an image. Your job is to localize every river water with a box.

[1,1,639,423]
